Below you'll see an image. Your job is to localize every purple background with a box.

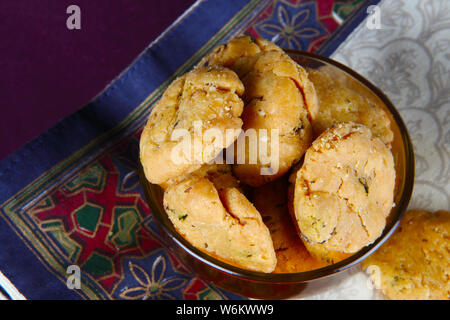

[0,0,195,160]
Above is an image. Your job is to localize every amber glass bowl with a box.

[138,51,415,299]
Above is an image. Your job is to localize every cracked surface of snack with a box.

[159,162,240,190]
[362,209,450,300]
[252,178,326,273]
[163,174,277,273]
[307,68,393,146]
[140,65,244,185]
[292,122,396,261]
[199,36,318,186]
[287,164,351,265]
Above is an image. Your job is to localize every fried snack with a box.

[252,178,326,273]
[159,162,239,191]
[307,68,393,146]
[287,164,351,265]
[363,209,450,300]
[292,122,395,262]
[140,65,244,185]
[163,175,277,273]
[199,36,318,186]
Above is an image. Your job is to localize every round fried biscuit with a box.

[163,174,277,273]
[199,36,318,186]
[307,68,393,146]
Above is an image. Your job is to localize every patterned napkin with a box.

[0,0,379,300]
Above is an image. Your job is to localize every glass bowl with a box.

[138,50,415,299]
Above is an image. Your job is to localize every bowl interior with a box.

[139,51,414,284]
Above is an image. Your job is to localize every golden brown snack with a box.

[252,178,326,273]
[292,122,396,261]
[198,36,262,69]
[287,164,351,265]
[159,162,239,191]
[307,68,393,146]
[163,175,277,273]
[199,36,318,186]
[140,65,244,185]
[363,209,450,300]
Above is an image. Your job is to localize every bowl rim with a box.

[139,50,415,283]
